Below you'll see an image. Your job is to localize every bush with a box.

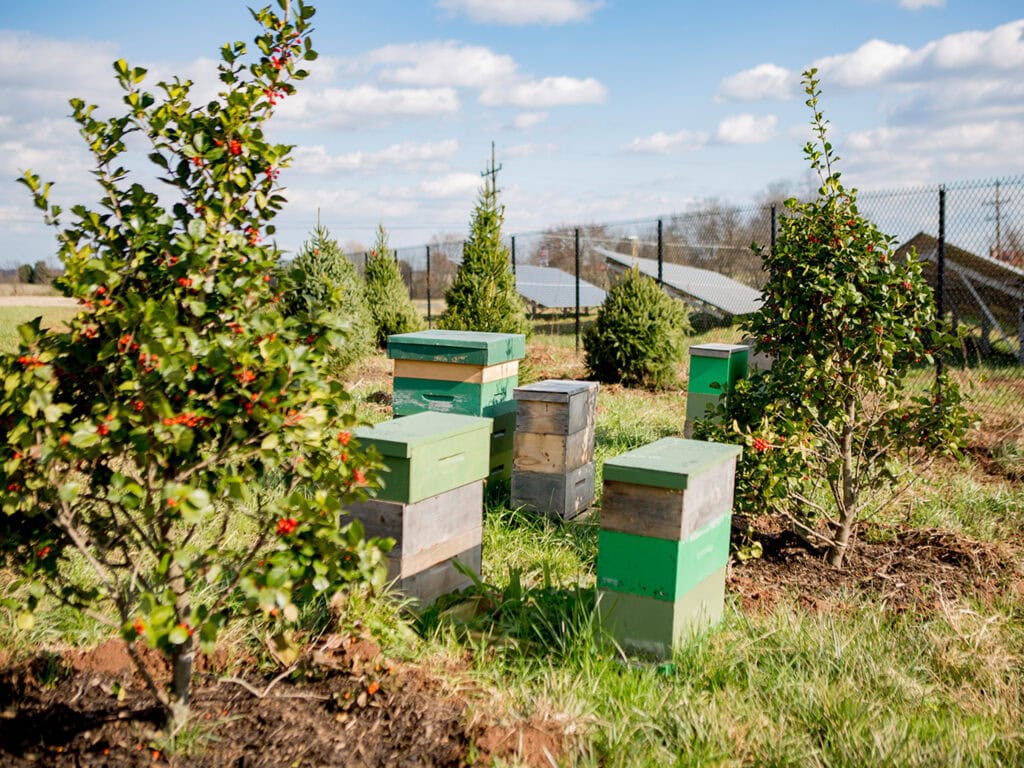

[583,266,692,389]
[0,3,391,731]
[284,224,375,374]
[364,224,424,347]
[438,172,530,337]
[694,69,968,567]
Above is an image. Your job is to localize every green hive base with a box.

[598,565,726,658]
[393,376,518,419]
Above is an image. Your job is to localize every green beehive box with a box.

[598,565,726,658]
[602,437,742,494]
[388,330,526,366]
[392,376,519,418]
[596,514,731,601]
[355,412,491,503]
[687,343,748,397]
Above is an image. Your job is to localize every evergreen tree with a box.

[284,224,374,376]
[364,224,424,347]
[438,160,530,337]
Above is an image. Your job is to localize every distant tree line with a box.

[1,261,60,284]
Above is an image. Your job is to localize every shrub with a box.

[438,170,530,337]
[694,69,968,567]
[284,224,375,374]
[364,224,424,347]
[0,2,391,731]
[583,266,692,389]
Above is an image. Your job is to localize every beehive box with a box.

[510,462,596,520]
[596,437,741,657]
[348,481,483,605]
[388,330,526,367]
[685,344,748,437]
[354,412,491,504]
[513,380,598,436]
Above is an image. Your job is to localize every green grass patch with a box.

[0,305,78,354]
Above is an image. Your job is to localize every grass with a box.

[0,305,77,353]
[2,303,1023,764]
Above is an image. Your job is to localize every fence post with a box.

[657,219,663,286]
[426,245,432,329]
[770,204,777,256]
[575,227,581,355]
[511,235,516,276]
[937,185,946,380]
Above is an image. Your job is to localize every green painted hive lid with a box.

[689,343,749,359]
[603,437,742,490]
[387,330,526,365]
[514,379,598,403]
[355,412,492,458]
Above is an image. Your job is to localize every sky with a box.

[1,0,1022,267]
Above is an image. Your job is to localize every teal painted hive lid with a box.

[355,411,492,458]
[387,330,526,365]
[603,437,742,490]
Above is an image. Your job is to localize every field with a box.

[1,305,1023,766]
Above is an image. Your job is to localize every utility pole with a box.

[985,180,1002,259]
[480,141,502,196]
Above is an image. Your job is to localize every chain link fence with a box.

[367,177,1024,431]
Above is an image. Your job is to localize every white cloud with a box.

[436,0,603,26]
[480,76,607,108]
[716,114,778,144]
[512,111,549,130]
[626,129,709,154]
[900,0,944,8]
[815,39,913,88]
[277,85,460,128]
[505,142,558,158]
[718,63,795,101]
[292,140,460,174]
[368,42,519,88]
[418,172,483,198]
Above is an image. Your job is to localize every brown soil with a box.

[0,633,565,768]
[729,513,1024,614]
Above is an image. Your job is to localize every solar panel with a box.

[515,264,607,308]
[595,248,762,316]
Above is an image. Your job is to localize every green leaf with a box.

[16,611,34,631]
[168,625,189,645]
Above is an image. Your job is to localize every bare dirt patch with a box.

[0,632,566,768]
[729,513,1024,614]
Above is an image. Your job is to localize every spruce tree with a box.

[284,224,374,375]
[438,160,530,337]
[364,224,424,347]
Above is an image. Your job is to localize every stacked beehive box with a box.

[348,411,491,605]
[597,437,742,657]
[510,380,599,520]
[388,330,526,481]
[684,343,749,437]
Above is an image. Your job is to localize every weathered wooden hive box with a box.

[684,343,749,437]
[511,379,598,520]
[388,330,526,480]
[349,411,491,604]
[597,437,741,657]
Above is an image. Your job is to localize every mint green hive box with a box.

[388,331,526,480]
[597,437,741,658]
[685,343,749,437]
[354,412,492,503]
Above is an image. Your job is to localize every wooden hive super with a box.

[597,437,741,657]
[388,330,526,481]
[349,411,491,604]
[511,380,598,520]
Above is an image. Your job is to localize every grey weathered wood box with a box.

[348,480,483,605]
[511,380,599,520]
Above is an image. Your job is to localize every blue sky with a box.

[1,0,1022,266]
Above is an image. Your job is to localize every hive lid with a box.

[514,379,598,403]
[387,330,526,365]
[355,412,492,458]
[602,437,741,490]
[689,343,749,359]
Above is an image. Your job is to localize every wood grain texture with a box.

[392,359,519,384]
[600,459,735,540]
[388,525,483,578]
[389,543,482,606]
[513,426,594,473]
[346,480,483,556]
[511,461,596,520]
[514,383,597,435]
